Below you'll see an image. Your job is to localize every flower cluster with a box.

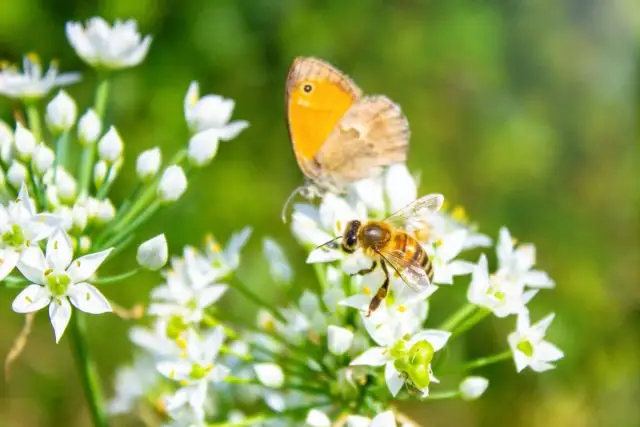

[1,15,563,427]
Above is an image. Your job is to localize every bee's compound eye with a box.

[346,235,357,247]
[303,84,313,93]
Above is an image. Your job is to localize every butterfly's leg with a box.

[349,261,377,277]
[367,261,390,316]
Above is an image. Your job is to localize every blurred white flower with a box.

[0,55,80,100]
[203,227,252,278]
[77,109,102,145]
[508,311,563,373]
[327,325,354,355]
[262,237,293,285]
[66,17,152,69]
[44,167,77,203]
[157,327,229,421]
[497,227,555,289]
[32,143,54,175]
[14,123,36,161]
[184,81,249,137]
[70,204,88,232]
[0,185,62,280]
[6,161,27,188]
[187,129,219,167]
[428,230,474,285]
[384,164,417,213]
[137,234,168,271]
[46,90,77,133]
[346,410,398,427]
[158,165,187,202]
[459,376,489,400]
[93,160,108,189]
[351,328,450,397]
[97,126,123,162]
[95,199,115,224]
[306,409,331,427]
[136,147,161,181]
[254,363,285,388]
[11,229,112,342]
[129,318,182,358]
[108,356,158,414]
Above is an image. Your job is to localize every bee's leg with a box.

[349,261,377,277]
[367,261,390,316]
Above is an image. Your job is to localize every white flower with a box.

[306,409,331,427]
[11,229,112,342]
[346,410,398,427]
[428,230,474,285]
[508,311,563,373]
[157,328,229,421]
[187,129,219,167]
[129,319,182,358]
[459,376,489,400]
[95,199,115,224]
[0,55,80,100]
[158,165,187,202]
[254,363,285,388]
[46,90,77,133]
[32,143,54,175]
[108,356,158,414]
[203,227,252,278]
[97,126,123,162]
[497,227,555,289]
[351,328,450,397]
[136,147,161,181]
[14,123,36,161]
[262,237,293,285]
[66,17,152,69]
[427,208,493,250]
[327,325,354,355]
[137,234,168,271]
[350,177,385,215]
[184,81,249,137]
[7,161,27,188]
[77,109,102,145]
[467,255,537,317]
[0,185,62,280]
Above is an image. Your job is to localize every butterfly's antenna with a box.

[281,185,306,224]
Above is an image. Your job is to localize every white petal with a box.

[307,247,342,263]
[459,376,489,400]
[372,410,397,427]
[12,284,51,313]
[346,416,372,427]
[523,270,554,288]
[202,326,226,362]
[385,164,417,213]
[46,230,73,270]
[536,341,564,363]
[197,285,228,309]
[384,362,405,397]
[530,360,556,372]
[262,237,293,285]
[0,249,20,280]
[497,227,514,267]
[49,297,72,343]
[306,409,331,427]
[339,294,371,311]
[67,248,113,283]
[516,309,531,332]
[17,183,36,215]
[208,364,230,382]
[411,329,451,352]
[449,260,474,276]
[351,177,385,214]
[327,325,354,356]
[512,349,530,373]
[217,121,249,141]
[254,363,285,388]
[188,381,208,413]
[439,230,467,262]
[164,387,190,411]
[157,360,192,381]
[68,282,112,314]
[350,347,387,367]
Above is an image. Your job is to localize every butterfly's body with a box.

[284,57,410,205]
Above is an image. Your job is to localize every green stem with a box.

[232,278,286,323]
[451,308,491,338]
[201,314,239,339]
[96,163,115,200]
[454,350,513,372]
[92,268,141,285]
[1,275,30,288]
[27,163,45,210]
[25,103,42,142]
[94,78,110,118]
[54,131,70,174]
[423,390,461,400]
[438,303,477,331]
[69,313,108,427]
[224,377,330,396]
[96,200,160,250]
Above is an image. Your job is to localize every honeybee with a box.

[318,194,444,315]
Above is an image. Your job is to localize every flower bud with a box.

[46,186,60,209]
[32,143,54,175]
[71,204,88,232]
[306,409,331,427]
[7,161,27,188]
[263,237,293,285]
[78,236,92,253]
[77,109,102,145]
[157,165,187,202]
[0,120,13,163]
[46,90,77,133]
[137,234,168,271]
[327,325,354,356]
[14,123,36,161]
[459,376,489,400]
[95,199,115,224]
[97,126,123,162]
[187,129,219,167]
[93,160,108,189]
[54,168,78,203]
[253,363,284,388]
[136,147,161,181]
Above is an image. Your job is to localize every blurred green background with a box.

[0,0,638,426]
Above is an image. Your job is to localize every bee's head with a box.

[341,220,361,253]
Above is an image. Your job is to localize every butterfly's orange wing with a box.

[286,57,362,180]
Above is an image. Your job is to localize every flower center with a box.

[517,340,534,357]
[166,315,188,340]
[189,363,213,380]
[2,224,26,248]
[45,270,71,296]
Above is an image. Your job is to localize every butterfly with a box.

[282,57,410,220]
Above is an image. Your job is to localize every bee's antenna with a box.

[315,235,342,251]
[281,185,306,224]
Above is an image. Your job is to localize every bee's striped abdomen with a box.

[397,232,434,282]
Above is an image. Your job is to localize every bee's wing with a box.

[377,248,431,293]
[314,95,410,185]
[385,193,444,229]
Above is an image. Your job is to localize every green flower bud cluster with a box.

[392,338,435,389]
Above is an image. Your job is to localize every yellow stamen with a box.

[363,286,371,295]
